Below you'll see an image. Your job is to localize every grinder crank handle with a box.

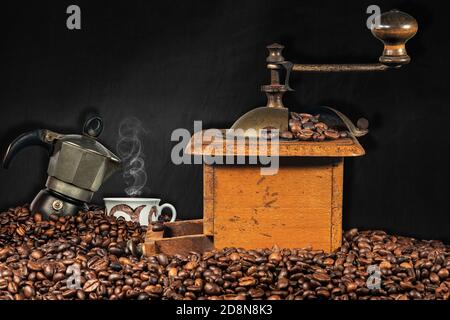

[268,10,418,74]
[2,129,61,169]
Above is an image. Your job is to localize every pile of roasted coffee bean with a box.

[280,112,348,141]
[1,205,449,300]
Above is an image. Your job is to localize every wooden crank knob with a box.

[371,9,418,66]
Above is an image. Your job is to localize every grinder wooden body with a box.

[195,131,364,252]
[143,131,364,255]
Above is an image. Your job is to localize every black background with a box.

[1,0,448,242]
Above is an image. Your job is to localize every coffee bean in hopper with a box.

[324,129,340,140]
[280,130,294,139]
[302,122,315,130]
[289,119,302,133]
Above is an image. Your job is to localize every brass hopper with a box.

[231,9,418,136]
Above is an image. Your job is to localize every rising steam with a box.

[116,117,148,196]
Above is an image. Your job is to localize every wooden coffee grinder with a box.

[143,9,418,256]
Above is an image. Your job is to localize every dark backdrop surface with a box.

[1,0,449,242]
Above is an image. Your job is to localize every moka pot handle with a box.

[2,129,60,169]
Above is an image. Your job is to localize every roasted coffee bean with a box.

[299,113,313,122]
[97,284,107,297]
[280,130,294,140]
[43,263,54,278]
[137,293,149,300]
[303,122,315,130]
[346,282,357,293]
[62,289,77,299]
[312,132,326,141]
[297,129,314,140]
[277,278,289,289]
[185,261,198,270]
[16,225,26,236]
[312,272,330,283]
[290,112,301,120]
[249,287,265,298]
[289,119,301,133]
[23,285,35,298]
[229,252,240,261]
[438,268,449,279]
[324,129,340,140]
[0,250,11,263]
[7,282,18,294]
[75,289,85,300]
[239,276,257,287]
[33,213,43,223]
[109,246,124,256]
[30,250,44,260]
[268,252,282,263]
[344,228,359,240]
[53,272,65,282]
[204,282,221,295]
[144,284,163,295]
[27,261,42,271]
[430,273,440,284]
[156,254,169,266]
[83,279,100,293]
[317,289,330,298]
[88,257,109,272]
[314,122,328,131]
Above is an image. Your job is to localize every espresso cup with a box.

[103,197,177,226]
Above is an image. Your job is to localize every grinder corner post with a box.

[3,116,121,220]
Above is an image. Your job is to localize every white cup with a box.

[103,197,177,226]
